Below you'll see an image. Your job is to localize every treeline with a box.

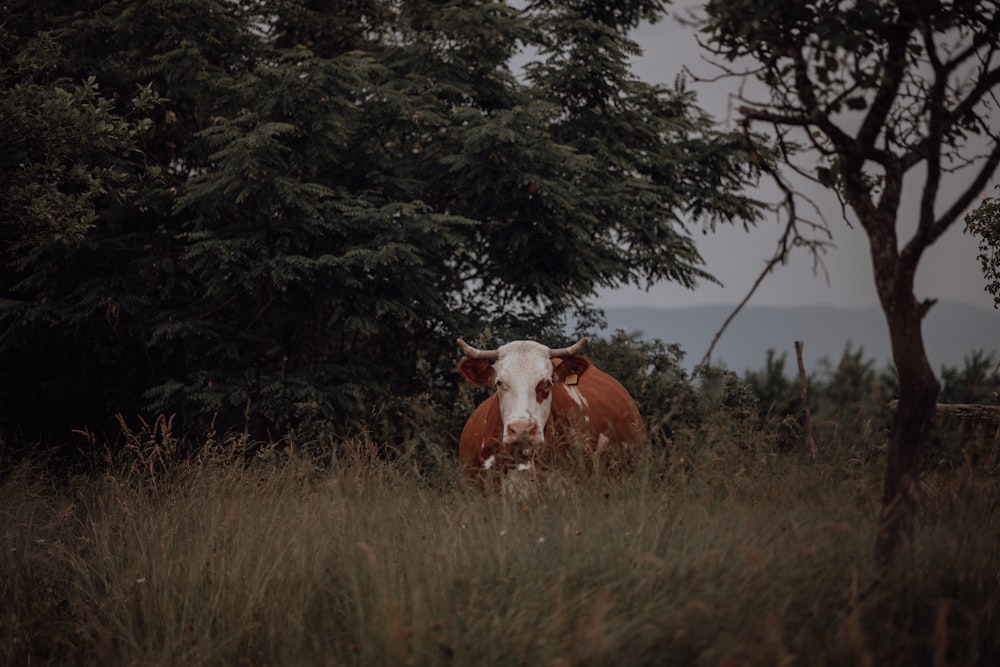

[4,316,999,470]
[0,1,762,446]
[581,333,1000,467]
[744,345,1000,425]
[7,3,993,462]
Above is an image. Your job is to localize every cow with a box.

[455,337,643,474]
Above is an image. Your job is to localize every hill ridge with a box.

[593,300,1000,375]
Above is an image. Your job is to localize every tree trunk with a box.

[795,341,817,458]
[873,297,940,580]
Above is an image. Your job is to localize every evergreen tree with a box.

[939,350,999,406]
[743,349,799,418]
[1,3,166,437]
[1,1,762,444]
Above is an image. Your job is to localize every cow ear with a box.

[457,358,496,387]
[553,356,590,382]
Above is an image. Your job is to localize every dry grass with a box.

[2,427,998,666]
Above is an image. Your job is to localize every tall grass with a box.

[2,424,998,666]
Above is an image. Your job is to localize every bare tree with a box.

[699,0,1000,578]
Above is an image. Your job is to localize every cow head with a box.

[456,337,589,458]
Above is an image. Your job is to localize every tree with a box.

[0,0,278,440]
[0,6,165,437]
[701,0,1000,576]
[0,1,762,445]
[938,349,999,405]
[743,348,798,418]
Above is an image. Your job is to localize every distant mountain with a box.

[594,301,1000,376]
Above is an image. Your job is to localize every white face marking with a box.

[492,341,556,447]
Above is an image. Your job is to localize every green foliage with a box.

[743,349,799,416]
[939,350,1000,405]
[966,189,1000,308]
[929,350,1000,468]
[738,343,1000,467]
[576,329,694,433]
[0,1,763,443]
[814,342,880,416]
[741,343,892,455]
[0,14,166,438]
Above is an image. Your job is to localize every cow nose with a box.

[505,420,539,444]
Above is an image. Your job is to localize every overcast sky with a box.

[593,1,999,312]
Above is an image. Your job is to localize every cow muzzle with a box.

[504,419,541,454]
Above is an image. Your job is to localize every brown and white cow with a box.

[456,337,643,473]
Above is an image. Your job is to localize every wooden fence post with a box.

[795,341,817,458]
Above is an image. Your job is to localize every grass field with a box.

[2,421,998,666]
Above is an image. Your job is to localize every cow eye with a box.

[535,379,552,402]
[495,379,505,390]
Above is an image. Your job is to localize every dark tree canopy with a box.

[0,0,761,443]
[701,0,1000,574]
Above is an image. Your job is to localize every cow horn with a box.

[457,338,500,360]
[549,337,588,358]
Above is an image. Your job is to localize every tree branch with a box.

[905,26,950,270]
[689,121,832,379]
[856,15,912,150]
[921,139,1000,249]
[901,64,1000,171]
